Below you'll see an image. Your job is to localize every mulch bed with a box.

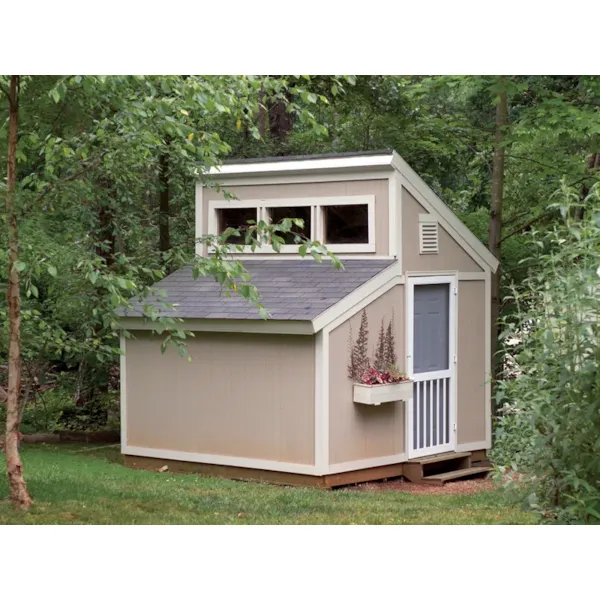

[347,474,496,495]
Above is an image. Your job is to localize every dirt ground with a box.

[347,474,496,495]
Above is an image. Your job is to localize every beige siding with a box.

[402,188,483,272]
[203,179,390,255]
[328,286,405,464]
[457,281,487,445]
[126,332,315,465]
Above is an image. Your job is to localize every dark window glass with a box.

[323,205,368,244]
[217,207,257,242]
[269,206,311,244]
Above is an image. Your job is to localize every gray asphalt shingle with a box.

[121,259,396,322]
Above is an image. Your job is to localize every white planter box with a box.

[353,380,413,406]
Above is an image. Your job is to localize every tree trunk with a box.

[158,148,170,254]
[489,79,508,419]
[4,75,32,510]
[268,94,294,146]
[575,152,600,220]
[95,179,117,268]
[258,87,267,139]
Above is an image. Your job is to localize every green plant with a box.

[492,184,600,523]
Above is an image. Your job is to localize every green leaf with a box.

[47,265,58,277]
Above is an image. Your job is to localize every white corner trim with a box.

[119,317,314,336]
[456,441,491,452]
[388,173,397,258]
[208,154,395,177]
[120,334,127,450]
[391,152,499,272]
[123,446,320,476]
[326,453,407,475]
[394,171,403,270]
[485,269,492,449]
[195,182,204,257]
[314,330,329,474]
[312,261,403,333]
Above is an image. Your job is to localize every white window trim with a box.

[316,195,375,253]
[206,195,376,255]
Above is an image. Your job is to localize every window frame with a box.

[207,195,376,254]
[317,196,376,253]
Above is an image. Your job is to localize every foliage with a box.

[384,313,397,368]
[492,185,600,523]
[0,75,347,429]
[349,313,400,384]
[348,309,370,381]
[359,366,409,386]
[4,74,600,515]
[373,320,386,371]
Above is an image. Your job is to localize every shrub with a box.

[492,186,600,523]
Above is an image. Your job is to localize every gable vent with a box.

[419,222,439,254]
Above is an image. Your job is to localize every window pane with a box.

[324,205,368,244]
[269,206,311,244]
[217,207,257,242]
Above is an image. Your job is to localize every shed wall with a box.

[402,188,483,272]
[328,286,405,465]
[457,280,487,445]
[125,331,315,465]
[204,179,390,255]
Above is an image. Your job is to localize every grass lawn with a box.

[0,444,535,525]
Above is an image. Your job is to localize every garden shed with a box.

[119,150,499,487]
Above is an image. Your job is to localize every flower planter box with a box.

[353,380,413,406]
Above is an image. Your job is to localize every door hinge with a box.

[453,355,457,364]
[453,286,457,295]
[453,423,457,432]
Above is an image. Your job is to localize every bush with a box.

[492,186,600,523]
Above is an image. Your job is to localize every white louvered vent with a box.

[419,221,439,254]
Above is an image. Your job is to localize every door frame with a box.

[405,274,458,458]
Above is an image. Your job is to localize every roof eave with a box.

[204,153,395,179]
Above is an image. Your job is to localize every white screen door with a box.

[406,276,457,459]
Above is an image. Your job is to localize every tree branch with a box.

[33,160,100,205]
[0,81,10,100]
[506,153,571,175]
[500,212,554,244]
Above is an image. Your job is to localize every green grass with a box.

[0,445,535,524]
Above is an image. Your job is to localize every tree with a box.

[2,75,32,509]
[489,77,509,408]
[492,186,600,522]
[0,75,350,509]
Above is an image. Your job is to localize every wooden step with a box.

[407,452,472,465]
[421,466,492,486]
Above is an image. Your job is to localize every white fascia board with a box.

[119,317,314,335]
[311,261,402,333]
[206,154,395,178]
[390,151,500,273]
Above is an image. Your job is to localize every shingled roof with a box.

[122,259,396,321]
